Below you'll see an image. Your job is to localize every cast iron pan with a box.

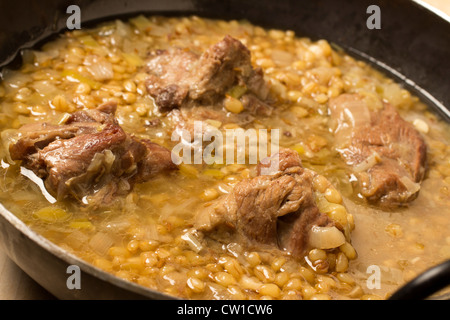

[0,0,449,300]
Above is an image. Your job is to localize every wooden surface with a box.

[0,249,55,299]
[0,0,449,300]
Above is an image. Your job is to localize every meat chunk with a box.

[145,35,272,115]
[195,149,342,258]
[9,122,90,162]
[10,102,176,205]
[329,94,427,207]
[9,101,119,163]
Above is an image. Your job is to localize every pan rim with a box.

[0,0,449,300]
[0,202,177,300]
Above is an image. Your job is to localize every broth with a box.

[0,15,449,300]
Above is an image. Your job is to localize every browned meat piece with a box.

[145,35,272,115]
[329,94,427,207]
[65,100,117,124]
[9,122,88,162]
[146,49,197,111]
[10,102,176,205]
[133,139,177,184]
[9,102,119,163]
[195,149,336,258]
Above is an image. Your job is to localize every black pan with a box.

[0,0,449,300]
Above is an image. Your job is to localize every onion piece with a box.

[122,52,144,67]
[33,206,70,223]
[271,49,294,66]
[62,69,101,90]
[413,118,429,133]
[181,229,204,253]
[84,55,114,81]
[129,15,152,32]
[30,80,58,96]
[309,225,346,249]
[88,232,114,255]
[1,129,19,164]
[399,176,421,195]
[33,49,59,65]
[2,70,32,89]
[353,152,381,172]
[115,19,132,37]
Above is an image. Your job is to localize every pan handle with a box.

[389,259,450,300]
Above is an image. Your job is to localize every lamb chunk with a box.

[195,149,337,258]
[66,100,117,124]
[145,35,272,115]
[9,122,85,162]
[132,139,178,184]
[145,48,200,111]
[10,102,176,205]
[10,102,118,162]
[61,135,175,205]
[146,48,198,111]
[35,124,130,199]
[329,94,427,207]
[188,35,264,103]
